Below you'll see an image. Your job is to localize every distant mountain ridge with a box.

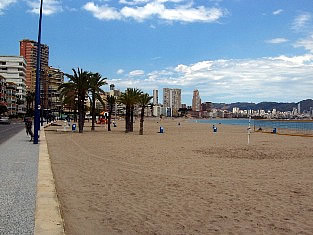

[212,99,313,112]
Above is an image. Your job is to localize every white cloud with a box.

[64,6,78,12]
[111,54,313,102]
[265,38,288,44]
[83,0,227,23]
[294,34,313,53]
[272,9,283,15]
[159,5,225,22]
[82,2,121,20]
[116,69,124,74]
[0,0,17,15]
[129,69,145,76]
[120,2,162,22]
[292,12,312,32]
[119,0,151,5]
[151,56,161,60]
[27,0,63,15]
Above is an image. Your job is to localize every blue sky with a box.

[1,0,313,104]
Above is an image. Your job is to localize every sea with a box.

[192,119,313,131]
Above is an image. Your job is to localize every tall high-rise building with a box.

[163,88,181,116]
[44,66,64,112]
[298,102,301,114]
[192,89,201,111]
[0,56,27,114]
[0,75,6,106]
[20,39,49,91]
[153,89,158,105]
[6,82,17,115]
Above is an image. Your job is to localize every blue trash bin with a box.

[213,127,217,133]
[272,128,277,134]
[72,124,76,132]
[160,126,164,133]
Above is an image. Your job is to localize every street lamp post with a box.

[33,0,44,144]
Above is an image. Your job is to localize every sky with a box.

[1,0,313,105]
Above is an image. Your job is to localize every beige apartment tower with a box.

[44,66,64,111]
[153,89,158,105]
[163,88,181,117]
[192,89,201,112]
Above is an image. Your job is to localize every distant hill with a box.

[300,99,313,111]
[212,99,313,112]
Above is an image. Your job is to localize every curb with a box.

[34,127,65,234]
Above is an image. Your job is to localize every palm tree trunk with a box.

[78,95,84,133]
[139,106,145,135]
[78,103,83,133]
[26,101,30,113]
[91,93,96,131]
[125,104,130,133]
[82,105,86,131]
[130,106,134,132]
[108,110,112,131]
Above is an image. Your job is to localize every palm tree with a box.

[128,88,142,132]
[106,95,116,131]
[59,89,78,121]
[88,73,107,131]
[138,93,152,135]
[60,90,76,111]
[59,68,89,133]
[0,102,8,116]
[26,91,35,116]
[149,102,154,117]
[119,88,142,132]
[119,90,132,133]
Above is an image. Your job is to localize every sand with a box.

[45,119,313,234]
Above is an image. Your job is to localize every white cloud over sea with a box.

[110,54,313,102]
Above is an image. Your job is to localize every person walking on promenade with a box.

[25,117,34,141]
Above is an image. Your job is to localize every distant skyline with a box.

[1,0,313,105]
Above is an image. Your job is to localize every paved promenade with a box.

[0,122,24,144]
[0,128,39,234]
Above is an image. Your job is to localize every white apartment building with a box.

[0,56,27,114]
[232,107,240,113]
[153,105,161,117]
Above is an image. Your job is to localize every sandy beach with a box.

[45,119,313,234]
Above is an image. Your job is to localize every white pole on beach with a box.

[248,115,251,145]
